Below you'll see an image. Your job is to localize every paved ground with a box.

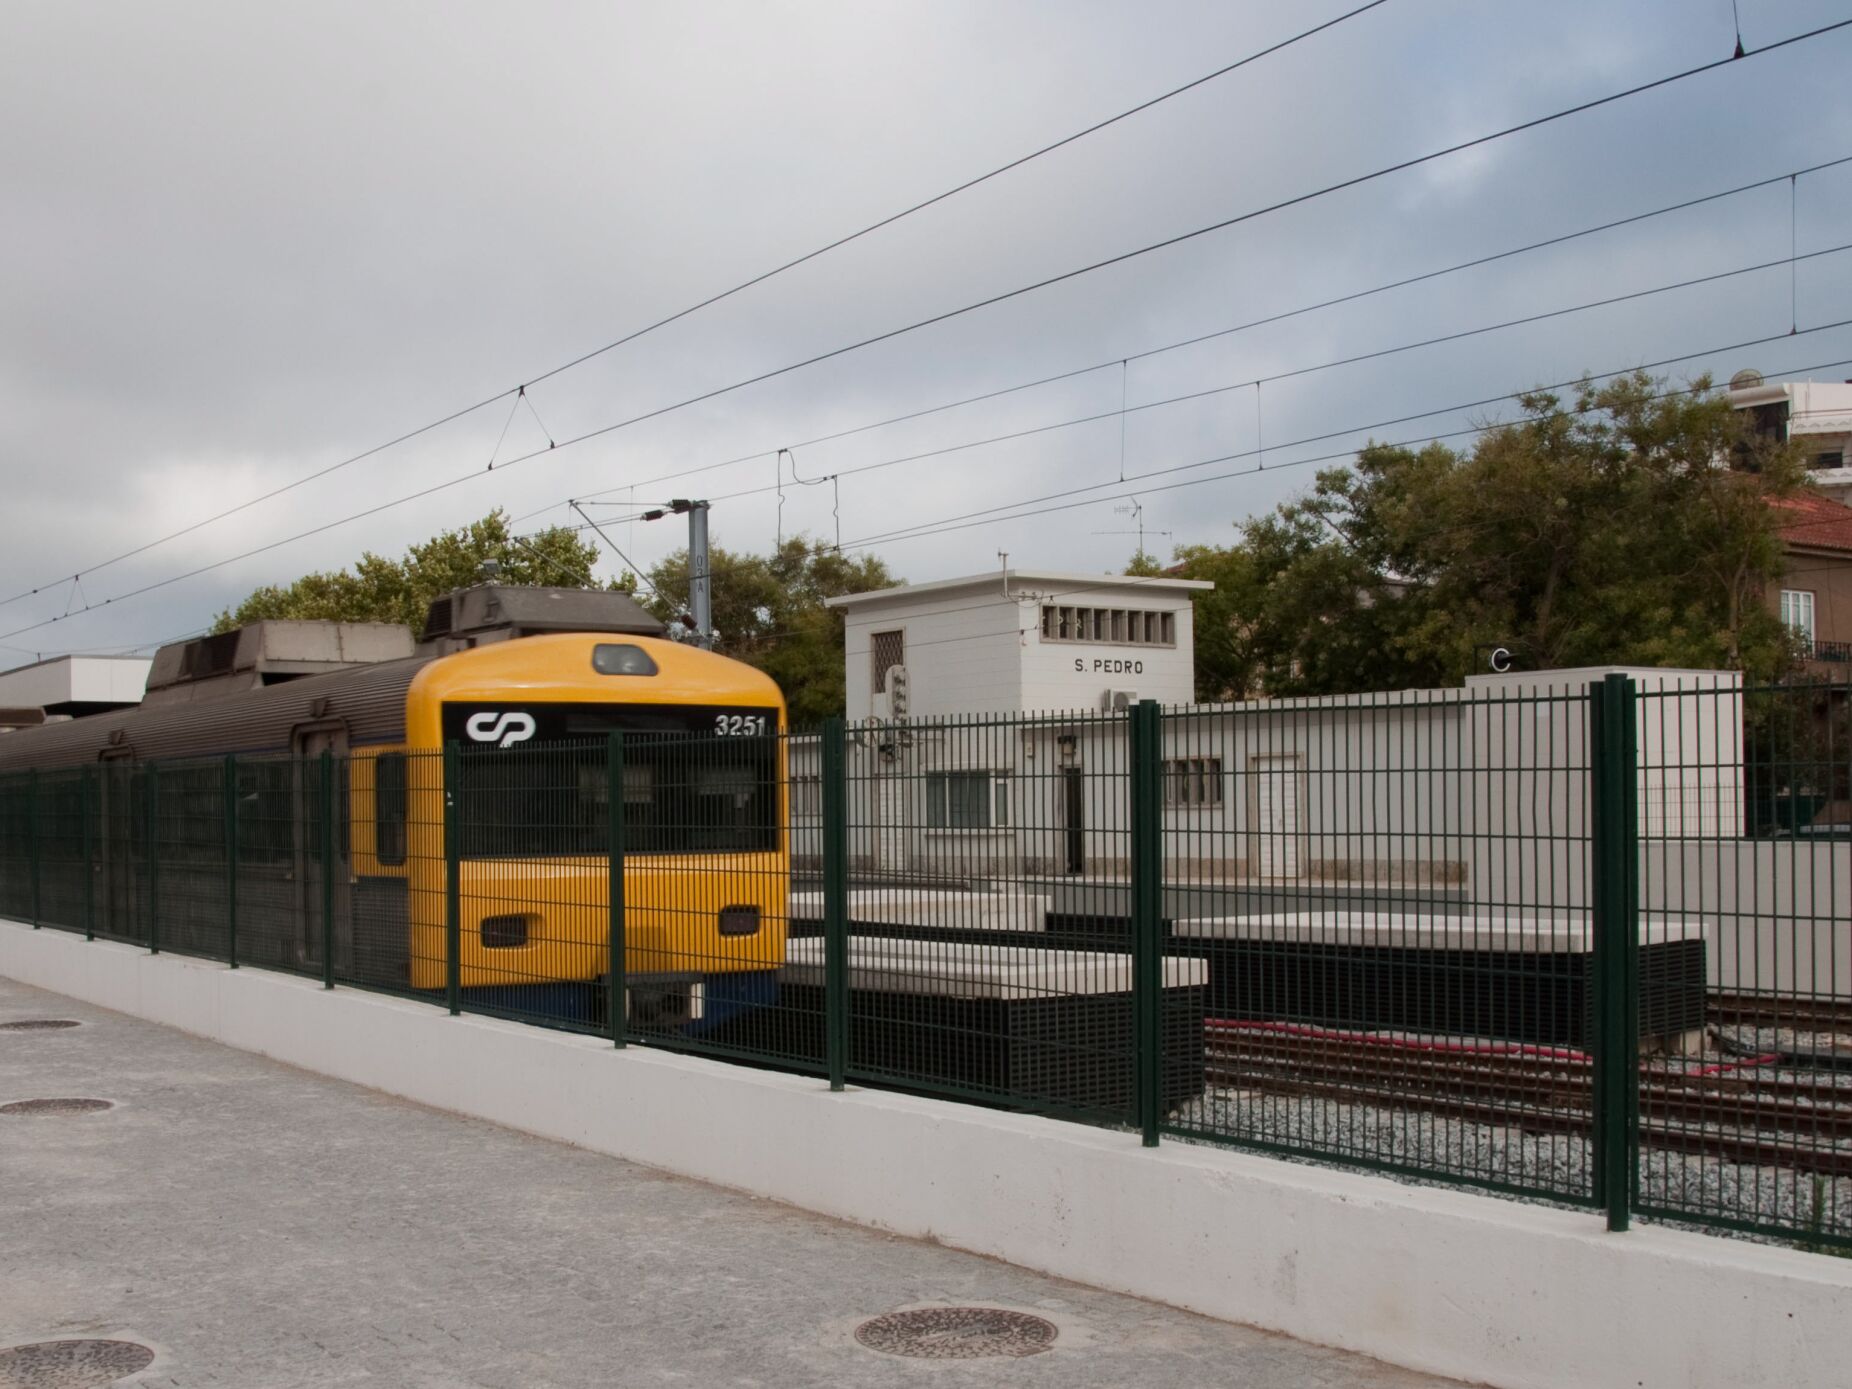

[0,975,1457,1389]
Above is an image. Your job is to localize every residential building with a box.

[1729,374,1852,505]
[1770,492,1852,672]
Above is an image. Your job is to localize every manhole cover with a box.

[0,1339,153,1387]
[0,1099,113,1116]
[854,1307,1057,1359]
[0,1021,81,1032]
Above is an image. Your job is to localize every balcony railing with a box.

[1803,638,1852,663]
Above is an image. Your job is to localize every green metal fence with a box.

[1,676,1848,1252]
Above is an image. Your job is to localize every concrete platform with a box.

[0,974,1448,1389]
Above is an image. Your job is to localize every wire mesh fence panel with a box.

[1633,676,1852,1248]
[146,757,233,962]
[813,711,1161,1124]
[445,732,814,1067]
[1157,686,1603,1204]
[34,768,92,933]
[608,727,814,1070]
[90,760,151,947]
[0,772,32,922]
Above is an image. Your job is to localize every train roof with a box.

[0,655,432,771]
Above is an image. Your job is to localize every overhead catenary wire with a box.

[588,243,1852,515]
[556,152,1852,514]
[0,2,1390,616]
[835,332,1852,553]
[9,20,1849,644]
[591,345,1852,623]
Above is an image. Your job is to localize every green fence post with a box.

[1590,673,1640,1233]
[27,769,41,927]
[1130,699,1165,1147]
[320,750,335,989]
[444,741,462,1016]
[81,769,95,942]
[607,731,627,1049]
[146,762,160,955]
[821,717,849,1092]
[224,754,239,968]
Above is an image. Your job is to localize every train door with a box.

[294,727,352,975]
[96,753,137,941]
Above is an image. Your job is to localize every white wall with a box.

[7,920,1851,1389]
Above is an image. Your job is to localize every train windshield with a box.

[444,702,779,859]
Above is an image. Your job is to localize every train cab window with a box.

[374,753,407,866]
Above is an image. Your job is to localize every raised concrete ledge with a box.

[1174,909,1709,951]
[3,918,1847,1389]
[780,935,1207,995]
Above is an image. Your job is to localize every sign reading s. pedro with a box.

[1074,658,1144,674]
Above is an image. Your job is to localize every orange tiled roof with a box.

[1773,492,1852,553]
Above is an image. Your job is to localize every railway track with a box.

[1203,1023,1852,1178]
[1707,991,1852,1033]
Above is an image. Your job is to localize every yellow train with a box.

[0,585,788,1032]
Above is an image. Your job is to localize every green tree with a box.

[643,537,899,726]
[1161,374,1807,697]
[214,510,612,633]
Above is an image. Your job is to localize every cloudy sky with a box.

[3,0,1850,664]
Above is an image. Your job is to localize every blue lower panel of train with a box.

[458,969,778,1037]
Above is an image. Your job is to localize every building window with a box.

[1812,450,1846,471]
[790,773,822,818]
[871,630,904,696]
[1163,757,1223,807]
[1781,589,1816,647]
[1039,605,1177,647]
[926,770,1010,829]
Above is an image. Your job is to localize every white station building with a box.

[827,568,1210,720]
[793,567,1744,924]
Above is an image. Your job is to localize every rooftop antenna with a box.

[1095,497,1170,564]
[998,550,1011,599]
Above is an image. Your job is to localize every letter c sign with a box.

[465,711,537,748]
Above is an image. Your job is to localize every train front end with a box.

[402,634,788,1034]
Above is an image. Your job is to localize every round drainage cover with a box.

[0,1021,81,1032]
[0,1339,154,1387]
[0,1099,113,1116]
[854,1308,1057,1359]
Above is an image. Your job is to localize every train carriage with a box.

[0,585,789,1032]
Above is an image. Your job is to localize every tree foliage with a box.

[1155,374,1807,699]
[214,510,612,633]
[642,536,899,727]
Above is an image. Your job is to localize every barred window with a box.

[1040,604,1176,646]
[926,770,1011,829]
[871,630,905,694]
[1163,757,1223,807]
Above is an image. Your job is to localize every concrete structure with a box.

[827,568,1211,720]
[0,653,149,721]
[1731,375,1852,505]
[7,921,1851,1389]
[142,620,413,705]
[0,972,1439,1389]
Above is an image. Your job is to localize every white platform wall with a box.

[4,920,1849,1389]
